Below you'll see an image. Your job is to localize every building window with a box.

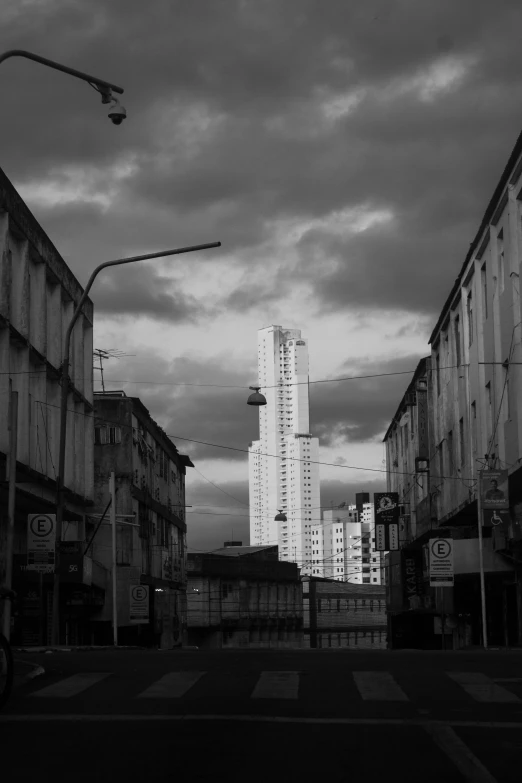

[459,418,465,467]
[436,353,441,396]
[467,291,473,346]
[448,430,454,475]
[471,401,477,455]
[317,599,321,613]
[95,425,121,445]
[481,263,488,319]
[454,316,461,367]
[498,230,505,293]
[222,583,234,599]
[337,599,341,612]
[486,382,493,444]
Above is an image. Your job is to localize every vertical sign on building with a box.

[374,493,399,551]
[480,469,510,529]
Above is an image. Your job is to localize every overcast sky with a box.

[3,0,522,551]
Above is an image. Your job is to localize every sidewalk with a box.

[12,658,46,691]
[13,645,145,653]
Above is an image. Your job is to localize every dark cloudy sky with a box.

[3,0,522,551]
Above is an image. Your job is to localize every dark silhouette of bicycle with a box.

[0,587,15,710]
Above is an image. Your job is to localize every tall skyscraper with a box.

[249,325,320,572]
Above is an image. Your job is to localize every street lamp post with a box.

[51,241,221,644]
[0,48,125,639]
[0,49,124,107]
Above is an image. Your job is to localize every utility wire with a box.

[3,361,512,385]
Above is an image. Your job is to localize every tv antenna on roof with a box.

[93,348,135,393]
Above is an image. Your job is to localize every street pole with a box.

[2,388,18,640]
[477,484,488,649]
[110,472,118,647]
[0,50,123,96]
[51,241,220,643]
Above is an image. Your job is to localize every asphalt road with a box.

[3,648,522,782]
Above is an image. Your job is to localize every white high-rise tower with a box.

[248,325,320,573]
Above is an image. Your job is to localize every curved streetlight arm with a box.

[57,240,221,514]
[0,49,124,95]
[51,240,220,644]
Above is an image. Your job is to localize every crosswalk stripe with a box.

[353,671,409,701]
[447,672,521,703]
[251,671,299,700]
[137,671,205,699]
[30,673,111,698]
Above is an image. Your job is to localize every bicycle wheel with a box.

[0,633,13,710]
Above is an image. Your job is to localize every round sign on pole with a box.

[430,538,452,559]
[29,515,55,538]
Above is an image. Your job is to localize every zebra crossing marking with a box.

[447,672,521,703]
[29,672,111,698]
[353,671,409,701]
[137,671,205,699]
[251,671,299,700]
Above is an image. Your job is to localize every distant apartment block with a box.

[311,503,384,584]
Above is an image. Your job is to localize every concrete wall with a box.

[187,571,303,649]
[0,181,94,513]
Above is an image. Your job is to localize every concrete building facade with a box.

[249,325,319,572]
[90,391,193,648]
[0,167,95,645]
[186,544,303,649]
[384,128,522,649]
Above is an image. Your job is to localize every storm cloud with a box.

[4,0,522,548]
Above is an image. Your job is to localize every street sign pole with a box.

[3,389,18,640]
[110,472,118,647]
[477,485,488,650]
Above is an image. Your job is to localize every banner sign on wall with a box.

[480,470,509,510]
[374,493,400,551]
[401,549,424,609]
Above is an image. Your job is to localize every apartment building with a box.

[186,544,303,649]
[90,391,193,648]
[311,504,383,584]
[0,167,95,645]
[249,325,320,573]
[384,127,522,649]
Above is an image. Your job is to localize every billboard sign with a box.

[429,537,454,587]
[374,492,400,551]
[480,470,509,510]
